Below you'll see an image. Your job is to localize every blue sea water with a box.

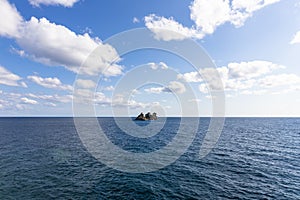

[0,117,299,199]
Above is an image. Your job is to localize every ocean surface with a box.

[0,117,299,199]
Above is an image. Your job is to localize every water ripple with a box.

[0,117,299,199]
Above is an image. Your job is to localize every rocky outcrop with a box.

[135,112,146,121]
[135,112,157,121]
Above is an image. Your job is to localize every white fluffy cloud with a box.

[190,0,231,34]
[0,65,26,87]
[145,81,186,94]
[178,71,203,83]
[165,81,186,94]
[0,0,23,38]
[178,66,228,91]
[145,0,280,40]
[179,60,298,94]
[229,0,280,27]
[191,60,286,92]
[17,17,123,76]
[21,97,38,105]
[144,14,204,41]
[180,60,284,82]
[28,0,80,7]
[28,75,73,91]
[148,62,169,70]
[75,79,96,89]
[0,1,123,77]
[18,17,99,71]
[290,31,300,44]
[94,92,111,105]
[227,60,285,79]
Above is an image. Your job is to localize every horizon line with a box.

[0,115,299,118]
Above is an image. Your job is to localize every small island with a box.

[135,112,158,121]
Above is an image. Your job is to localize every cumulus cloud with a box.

[198,84,209,93]
[145,81,186,94]
[145,0,280,40]
[164,81,186,94]
[178,71,203,83]
[179,60,298,95]
[225,78,255,90]
[0,1,123,77]
[28,0,80,7]
[226,0,280,27]
[290,31,300,44]
[21,97,38,105]
[180,60,285,89]
[145,14,204,41]
[188,61,284,90]
[227,60,285,79]
[0,0,23,38]
[148,62,169,70]
[17,17,123,76]
[18,17,99,71]
[75,79,96,89]
[0,65,26,87]
[190,0,231,34]
[28,75,73,91]
[94,92,111,105]
[200,70,225,90]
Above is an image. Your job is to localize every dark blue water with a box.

[0,117,299,199]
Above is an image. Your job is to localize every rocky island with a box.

[135,112,157,121]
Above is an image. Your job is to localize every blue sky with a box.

[0,0,300,116]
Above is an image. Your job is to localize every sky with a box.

[0,0,300,117]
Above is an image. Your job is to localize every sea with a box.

[0,117,299,199]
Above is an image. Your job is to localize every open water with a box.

[0,117,299,199]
